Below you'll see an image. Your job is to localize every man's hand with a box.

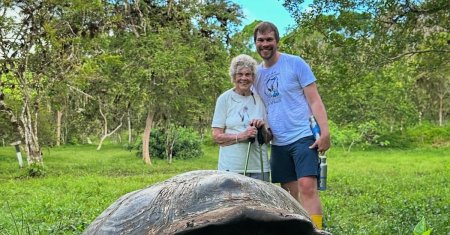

[309,133,331,155]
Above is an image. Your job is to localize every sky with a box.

[231,0,298,36]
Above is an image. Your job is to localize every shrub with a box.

[27,163,45,177]
[171,127,204,160]
[135,126,204,160]
[407,122,450,147]
[201,132,216,146]
[380,122,450,148]
[329,121,361,152]
[330,120,388,151]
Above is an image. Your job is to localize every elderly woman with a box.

[211,54,272,181]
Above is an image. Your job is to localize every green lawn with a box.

[0,144,449,234]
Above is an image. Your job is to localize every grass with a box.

[0,144,449,234]
[323,148,450,234]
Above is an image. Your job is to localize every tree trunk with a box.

[142,111,155,165]
[128,108,132,144]
[56,110,62,146]
[21,97,42,165]
[2,81,42,165]
[438,94,443,127]
[97,119,124,150]
[97,101,125,150]
[168,136,175,164]
[418,111,422,125]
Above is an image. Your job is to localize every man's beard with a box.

[258,47,276,60]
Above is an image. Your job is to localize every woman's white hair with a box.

[229,54,258,83]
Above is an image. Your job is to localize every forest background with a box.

[0,0,449,176]
[0,0,449,234]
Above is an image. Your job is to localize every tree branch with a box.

[388,49,450,61]
[66,84,94,99]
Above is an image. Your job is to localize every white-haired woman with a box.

[211,54,272,181]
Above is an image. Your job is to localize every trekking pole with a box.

[257,126,265,181]
[244,123,256,176]
[244,136,255,176]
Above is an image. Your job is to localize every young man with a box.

[252,21,331,230]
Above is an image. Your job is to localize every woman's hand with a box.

[244,124,257,139]
[250,119,272,144]
[250,119,265,128]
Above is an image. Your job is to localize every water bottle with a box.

[309,115,327,191]
[309,116,321,140]
[319,156,327,191]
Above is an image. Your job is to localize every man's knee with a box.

[298,177,318,197]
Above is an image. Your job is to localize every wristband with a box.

[235,134,238,143]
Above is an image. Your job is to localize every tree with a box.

[281,0,449,128]
[0,1,57,165]
[104,0,241,164]
[0,0,118,162]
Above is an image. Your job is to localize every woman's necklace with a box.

[231,89,256,105]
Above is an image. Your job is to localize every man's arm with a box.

[304,82,331,154]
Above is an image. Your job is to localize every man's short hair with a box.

[253,21,280,43]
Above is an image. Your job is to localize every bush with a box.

[329,121,361,152]
[380,122,450,148]
[201,132,216,146]
[135,126,204,160]
[379,131,414,148]
[331,121,450,149]
[27,163,45,177]
[330,120,388,151]
[171,127,204,159]
[407,122,450,147]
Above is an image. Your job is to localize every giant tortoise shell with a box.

[83,170,329,235]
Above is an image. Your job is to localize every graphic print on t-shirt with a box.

[264,71,281,106]
[238,106,250,128]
